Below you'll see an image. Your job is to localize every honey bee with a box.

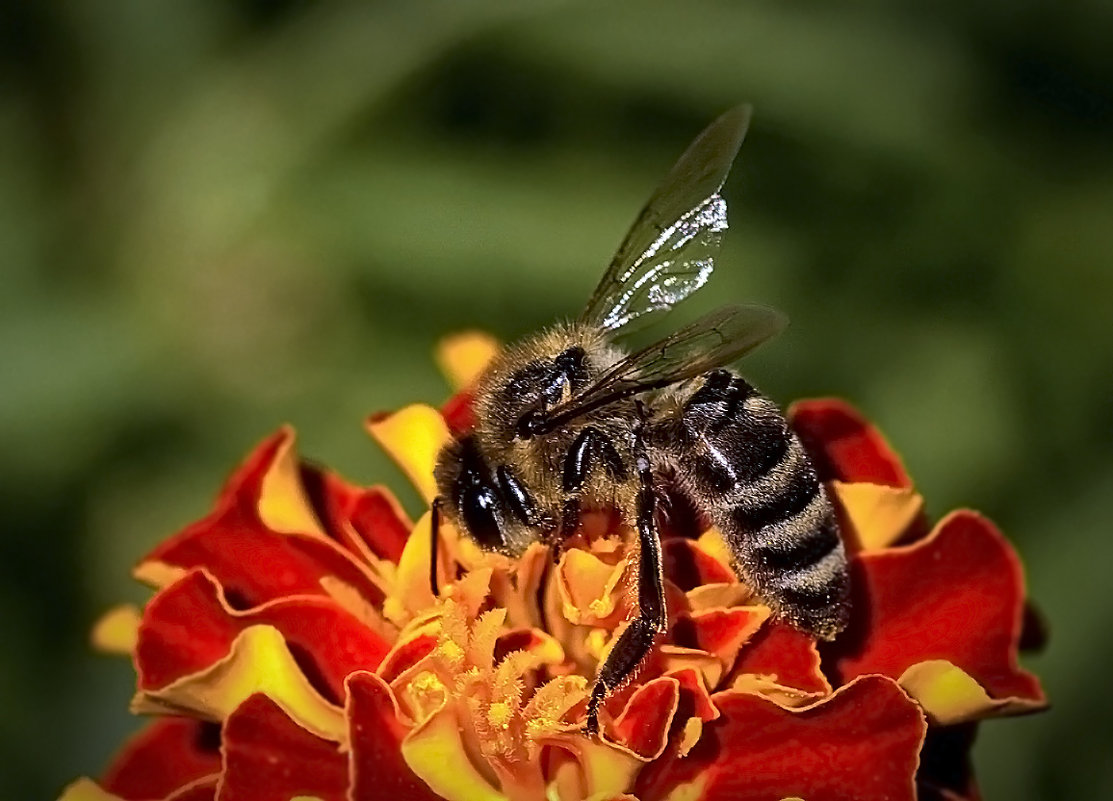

[432,106,849,735]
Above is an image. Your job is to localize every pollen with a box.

[487,701,513,729]
[523,675,587,741]
[585,627,610,662]
[406,670,448,724]
[436,638,465,667]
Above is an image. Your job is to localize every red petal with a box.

[377,632,438,684]
[672,607,767,666]
[730,621,831,695]
[219,693,348,801]
[347,672,443,801]
[141,432,384,608]
[610,677,680,760]
[441,389,477,435]
[637,676,926,801]
[670,667,719,723]
[789,399,911,488]
[299,465,412,564]
[136,570,391,703]
[167,778,219,801]
[663,539,735,591]
[101,718,220,801]
[827,511,1044,704]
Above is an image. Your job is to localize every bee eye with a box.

[516,409,545,440]
[460,485,505,550]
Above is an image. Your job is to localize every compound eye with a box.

[460,484,505,550]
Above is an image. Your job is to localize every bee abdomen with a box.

[663,371,850,639]
[723,438,849,638]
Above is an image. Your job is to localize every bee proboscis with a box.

[432,106,850,735]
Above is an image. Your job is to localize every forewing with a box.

[582,105,752,333]
[542,304,787,430]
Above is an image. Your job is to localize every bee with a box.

[431,106,849,735]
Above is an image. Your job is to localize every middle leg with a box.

[584,409,666,735]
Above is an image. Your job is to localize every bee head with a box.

[493,347,588,442]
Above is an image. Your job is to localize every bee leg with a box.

[548,496,580,559]
[429,496,443,596]
[563,427,629,494]
[584,413,665,736]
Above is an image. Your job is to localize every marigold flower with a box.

[62,332,1046,801]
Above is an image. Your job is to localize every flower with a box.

[62,332,1046,801]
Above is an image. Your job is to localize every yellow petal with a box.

[447,566,495,619]
[729,674,826,709]
[696,527,735,573]
[492,542,548,630]
[898,659,1043,726]
[685,582,753,612]
[524,674,588,738]
[661,775,709,801]
[677,717,703,757]
[385,511,438,624]
[436,331,501,390]
[257,426,326,537]
[574,739,641,799]
[56,779,125,801]
[131,625,346,743]
[90,604,140,655]
[831,480,924,551]
[657,645,724,690]
[557,549,629,625]
[366,404,451,503]
[132,559,187,590]
[402,704,508,801]
[318,575,397,643]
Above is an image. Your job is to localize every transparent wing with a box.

[581,105,752,333]
[538,304,787,433]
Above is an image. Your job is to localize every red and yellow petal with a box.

[789,399,911,488]
[436,331,500,436]
[827,510,1046,721]
[663,539,737,591]
[300,465,412,565]
[135,569,391,703]
[366,405,451,504]
[556,548,632,626]
[671,606,769,671]
[608,677,681,760]
[830,480,926,552]
[636,676,927,801]
[220,693,348,801]
[347,672,444,801]
[436,331,500,391]
[136,430,385,610]
[91,605,141,656]
[100,717,220,801]
[729,620,831,704]
[132,625,347,743]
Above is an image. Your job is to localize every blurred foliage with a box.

[1,1,1111,798]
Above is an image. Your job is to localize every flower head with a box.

[63,332,1045,801]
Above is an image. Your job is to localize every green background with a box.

[2,2,1110,798]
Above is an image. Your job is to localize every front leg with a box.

[562,425,629,537]
[584,411,665,736]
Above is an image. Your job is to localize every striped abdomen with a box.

[653,370,849,639]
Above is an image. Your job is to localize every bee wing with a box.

[540,304,787,431]
[581,105,752,334]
